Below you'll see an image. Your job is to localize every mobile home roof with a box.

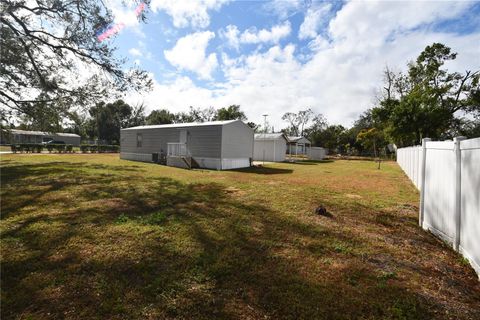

[254,133,288,141]
[9,129,80,137]
[122,120,238,131]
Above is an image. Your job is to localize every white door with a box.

[179,130,187,144]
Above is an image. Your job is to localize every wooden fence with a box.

[397,137,480,277]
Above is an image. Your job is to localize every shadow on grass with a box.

[286,160,334,165]
[231,166,294,175]
[2,159,472,319]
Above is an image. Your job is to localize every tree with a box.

[146,109,175,125]
[356,128,387,168]
[282,112,299,136]
[309,125,348,153]
[281,108,314,136]
[356,128,386,156]
[180,106,217,123]
[297,109,314,136]
[216,105,247,121]
[374,43,479,146]
[128,103,146,127]
[88,99,134,143]
[304,114,327,137]
[247,122,260,132]
[16,98,65,132]
[0,0,152,123]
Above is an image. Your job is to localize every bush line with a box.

[10,143,119,153]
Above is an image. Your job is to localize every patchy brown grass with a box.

[1,154,479,320]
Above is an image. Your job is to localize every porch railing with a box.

[167,143,189,157]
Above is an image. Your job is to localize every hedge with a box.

[80,144,119,153]
[9,143,119,154]
[10,143,73,153]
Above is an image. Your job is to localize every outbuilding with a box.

[120,120,254,170]
[308,147,327,160]
[287,136,311,155]
[253,133,288,162]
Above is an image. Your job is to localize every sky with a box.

[106,0,480,129]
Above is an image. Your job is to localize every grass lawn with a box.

[1,154,479,319]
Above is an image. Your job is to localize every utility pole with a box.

[262,114,268,165]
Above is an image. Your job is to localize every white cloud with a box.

[241,22,292,44]
[128,48,142,57]
[264,0,304,19]
[164,31,218,80]
[221,22,291,49]
[298,3,331,40]
[221,25,241,49]
[151,0,229,28]
[127,1,479,130]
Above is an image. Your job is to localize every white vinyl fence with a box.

[397,137,480,277]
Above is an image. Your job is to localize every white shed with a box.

[253,133,288,162]
[309,147,327,160]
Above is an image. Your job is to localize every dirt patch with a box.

[224,186,246,196]
[345,194,362,199]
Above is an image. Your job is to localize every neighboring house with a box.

[253,133,288,162]
[120,120,254,170]
[2,129,81,146]
[287,136,311,155]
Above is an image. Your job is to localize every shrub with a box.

[66,145,73,153]
[20,144,30,153]
[89,145,98,153]
[116,214,130,224]
[55,144,66,153]
[143,212,166,225]
[10,145,17,153]
[35,145,43,153]
[80,145,89,153]
[47,144,54,153]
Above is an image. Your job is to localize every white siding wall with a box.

[221,158,251,170]
[308,147,326,160]
[253,139,287,162]
[396,137,480,276]
[120,152,153,162]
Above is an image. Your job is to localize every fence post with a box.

[453,136,466,251]
[419,138,431,228]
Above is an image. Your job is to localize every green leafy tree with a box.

[16,97,64,132]
[215,105,247,121]
[88,99,134,143]
[247,122,260,132]
[0,0,152,124]
[146,109,176,125]
[356,128,386,156]
[309,125,348,153]
[374,43,479,146]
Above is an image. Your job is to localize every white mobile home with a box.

[287,136,311,155]
[3,129,81,146]
[253,133,288,162]
[120,120,253,170]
